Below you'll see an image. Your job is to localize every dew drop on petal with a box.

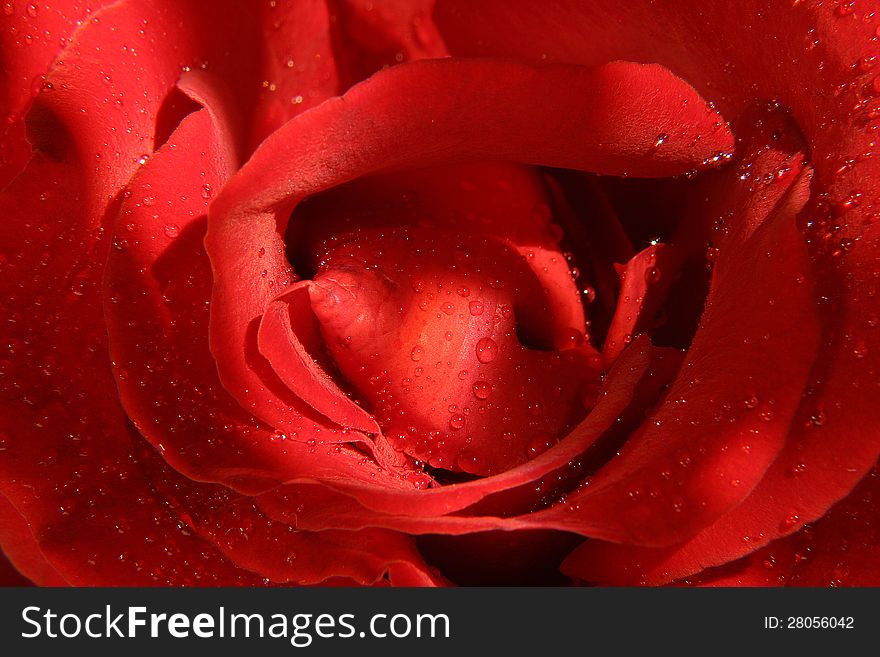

[448,414,465,431]
[475,337,497,363]
[525,433,555,458]
[456,450,484,473]
[472,380,492,399]
[780,512,801,531]
[556,327,584,350]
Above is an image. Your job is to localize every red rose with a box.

[0,0,877,586]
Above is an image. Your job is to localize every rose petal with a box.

[289,162,594,349]
[0,494,66,585]
[0,0,113,186]
[557,111,824,582]
[602,243,684,364]
[130,438,443,586]
[683,466,880,587]
[0,0,423,584]
[525,161,818,546]
[103,74,415,493]
[306,226,598,475]
[257,283,382,434]
[330,0,447,86]
[436,0,880,569]
[255,337,683,531]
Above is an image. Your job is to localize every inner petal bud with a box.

[307,226,601,476]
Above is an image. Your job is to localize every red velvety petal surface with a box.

[434,0,880,577]
[561,110,830,583]
[103,73,411,495]
[0,0,437,584]
[0,0,114,187]
[221,90,811,550]
[253,337,684,535]
[0,494,65,585]
[684,466,880,587]
[601,243,683,365]
[206,56,730,494]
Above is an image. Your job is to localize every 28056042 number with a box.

[787,617,854,629]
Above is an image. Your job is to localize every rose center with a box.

[301,222,601,476]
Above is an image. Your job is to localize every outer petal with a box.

[684,467,880,587]
[129,438,444,586]
[0,0,399,583]
[0,0,113,186]
[436,0,880,572]
[0,494,66,586]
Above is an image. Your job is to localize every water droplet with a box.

[410,345,424,362]
[653,132,669,147]
[448,414,465,430]
[556,327,584,350]
[852,340,868,358]
[201,183,213,199]
[859,55,878,72]
[526,433,555,457]
[456,286,470,297]
[472,380,492,399]
[269,430,287,443]
[142,195,156,206]
[163,224,180,238]
[835,1,855,17]
[780,512,800,531]
[468,300,484,316]
[26,3,37,17]
[456,450,484,472]
[441,302,455,315]
[475,337,497,363]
